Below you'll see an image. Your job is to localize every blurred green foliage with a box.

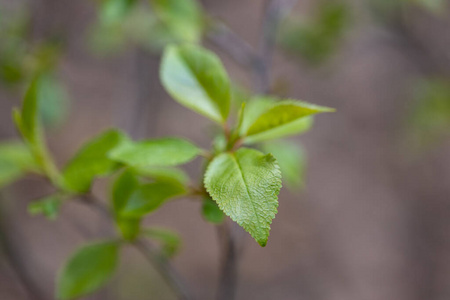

[89,0,205,55]
[0,5,69,127]
[278,1,351,65]
[408,78,450,149]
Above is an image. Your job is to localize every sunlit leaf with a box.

[204,148,281,246]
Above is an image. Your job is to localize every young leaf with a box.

[204,148,282,246]
[150,0,204,43]
[117,218,141,241]
[243,100,333,144]
[119,181,186,218]
[142,227,181,257]
[109,137,199,168]
[28,194,62,220]
[160,44,231,123]
[62,130,128,193]
[0,141,38,188]
[202,196,224,224]
[263,141,306,190]
[57,241,120,300]
[15,76,42,145]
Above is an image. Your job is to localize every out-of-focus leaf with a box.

[0,141,38,188]
[161,44,231,124]
[109,137,199,168]
[132,166,189,186]
[409,79,450,148]
[204,148,282,247]
[202,196,224,224]
[263,141,306,190]
[119,181,186,218]
[28,194,62,220]
[142,227,181,257]
[62,130,128,193]
[111,170,141,240]
[56,241,120,300]
[279,2,351,64]
[150,0,204,43]
[38,73,69,128]
[14,74,63,187]
[241,97,333,144]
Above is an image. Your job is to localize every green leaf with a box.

[111,169,140,214]
[202,196,224,224]
[62,130,128,193]
[119,181,186,218]
[142,227,181,257]
[57,241,120,300]
[263,141,306,190]
[132,166,189,186]
[28,194,62,220]
[109,137,199,168]
[14,75,62,186]
[204,148,282,246]
[0,141,38,188]
[15,76,43,146]
[243,99,333,144]
[111,170,141,240]
[150,0,204,43]
[160,44,231,123]
[117,218,141,241]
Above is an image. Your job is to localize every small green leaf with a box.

[28,195,62,220]
[109,137,199,168]
[150,0,204,43]
[0,141,38,188]
[111,170,141,240]
[204,148,282,247]
[243,99,333,143]
[14,75,64,187]
[63,130,128,193]
[202,196,224,224]
[120,181,186,218]
[111,169,140,214]
[142,227,181,257]
[117,218,141,241]
[57,241,120,300]
[160,44,231,123]
[263,141,306,190]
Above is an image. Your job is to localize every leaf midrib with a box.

[230,153,262,233]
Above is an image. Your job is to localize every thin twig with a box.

[134,239,194,300]
[216,222,239,300]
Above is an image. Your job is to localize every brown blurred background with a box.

[1,0,450,299]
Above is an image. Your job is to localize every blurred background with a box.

[1,0,450,299]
